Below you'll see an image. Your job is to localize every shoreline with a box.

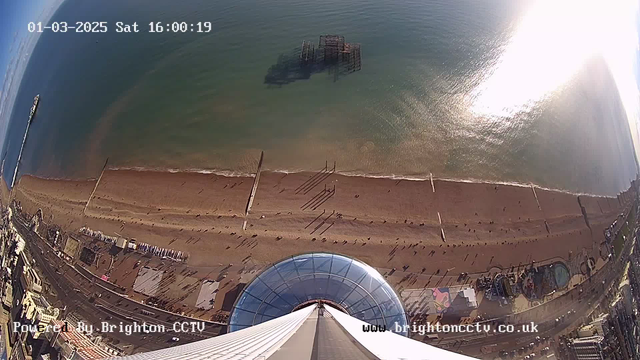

[11,166,634,271]
[14,165,631,199]
[12,168,631,269]
[10,166,635,323]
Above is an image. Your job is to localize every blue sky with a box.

[0,0,63,153]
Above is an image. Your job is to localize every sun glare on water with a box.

[470,0,640,121]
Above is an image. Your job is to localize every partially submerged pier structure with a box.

[317,35,362,72]
[265,35,362,86]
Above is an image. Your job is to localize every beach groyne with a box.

[243,151,263,230]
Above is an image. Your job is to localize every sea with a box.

[3,0,638,196]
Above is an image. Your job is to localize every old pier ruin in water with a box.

[264,35,362,86]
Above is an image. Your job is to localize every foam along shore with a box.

[12,168,634,275]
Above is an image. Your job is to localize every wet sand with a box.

[12,169,631,277]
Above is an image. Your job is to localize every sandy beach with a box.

[12,169,630,277]
[0,176,9,206]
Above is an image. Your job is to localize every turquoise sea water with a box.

[3,0,637,195]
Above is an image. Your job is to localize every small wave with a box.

[22,166,617,199]
[256,168,608,197]
[109,166,255,178]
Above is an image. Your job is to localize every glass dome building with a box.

[229,252,409,335]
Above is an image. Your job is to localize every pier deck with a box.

[300,35,361,72]
[317,35,361,72]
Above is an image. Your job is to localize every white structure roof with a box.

[195,280,219,310]
[325,305,476,360]
[132,267,163,297]
[112,303,314,360]
[113,304,477,360]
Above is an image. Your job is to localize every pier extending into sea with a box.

[11,95,40,189]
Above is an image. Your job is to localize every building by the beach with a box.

[42,320,116,360]
[18,291,60,339]
[567,336,607,360]
[566,259,640,360]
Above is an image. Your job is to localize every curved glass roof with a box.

[229,252,409,335]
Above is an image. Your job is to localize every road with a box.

[444,205,638,358]
[11,215,224,355]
